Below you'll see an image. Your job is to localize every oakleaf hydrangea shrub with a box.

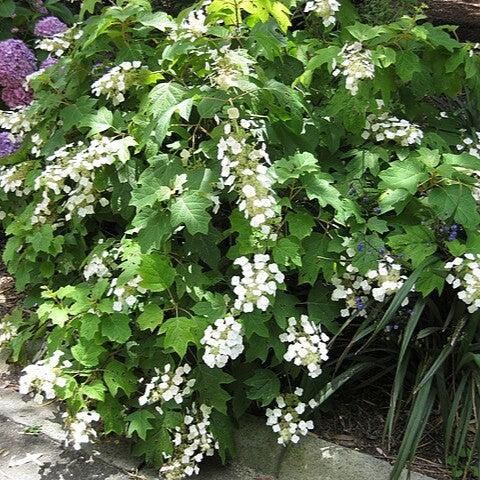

[0,0,480,478]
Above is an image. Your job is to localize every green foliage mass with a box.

[1,0,480,478]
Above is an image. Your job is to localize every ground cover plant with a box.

[0,0,479,478]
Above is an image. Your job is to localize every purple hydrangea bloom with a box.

[0,132,21,158]
[0,39,37,87]
[34,0,49,14]
[1,84,34,109]
[34,16,68,38]
[40,56,58,70]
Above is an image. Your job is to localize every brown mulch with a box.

[315,386,451,480]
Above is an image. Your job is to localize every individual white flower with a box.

[362,108,423,147]
[332,42,375,95]
[138,363,195,406]
[31,133,44,157]
[160,404,219,480]
[201,316,244,368]
[231,254,284,313]
[91,61,143,105]
[170,9,208,41]
[266,388,317,446]
[83,253,111,281]
[63,409,100,450]
[36,24,83,57]
[279,315,329,378]
[445,253,480,313]
[19,350,71,404]
[304,0,341,27]
[0,319,17,348]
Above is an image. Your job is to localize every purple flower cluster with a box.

[0,132,20,158]
[34,0,49,14]
[40,56,58,70]
[0,39,37,87]
[1,85,34,109]
[34,16,67,38]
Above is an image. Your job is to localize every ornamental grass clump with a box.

[0,1,480,479]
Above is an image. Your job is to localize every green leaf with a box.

[102,313,132,343]
[0,0,15,17]
[241,311,270,339]
[388,225,437,268]
[286,211,315,239]
[29,225,54,253]
[378,158,429,194]
[137,304,164,332]
[71,341,106,367]
[83,107,114,135]
[126,410,156,441]
[159,316,198,357]
[137,12,175,30]
[97,394,125,435]
[170,193,211,235]
[80,381,107,401]
[245,369,281,406]
[428,185,480,230]
[139,253,176,292]
[193,364,234,414]
[395,51,422,82]
[303,173,344,212]
[272,152,318,184]
[79,313,101,341]
[272,237,302,267]
[104,360,137,398]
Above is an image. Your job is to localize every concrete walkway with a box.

[0,383,435,480]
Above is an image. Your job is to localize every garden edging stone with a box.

[0,378,435,480]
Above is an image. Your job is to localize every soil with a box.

[315,385,452,480]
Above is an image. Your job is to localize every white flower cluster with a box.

[333,42,375,95]
[0,319,17,348]
[139,364,195,406]
[218,119,278,238]
[266,388,318,445]
[0,107,32,136]
[201,316,244,368]
[208,46,254,90]
[331,255,407,317]
[304,0,341,27]
[108,275,146,312]
[362,111,424,146]
[279,315,329,378]
[170,9,208,41]
[83,253,111,280]
[31,133,44,157]
[19,350,71,404]
[160,404,219,480]
[456,131,480,159]
[231,254,284,313]
[63,409,100,450]
[32,137,131,224]
[0,163,31,197]
[91,61,143,105]
[445,253,480,313]
[36,25,83,57]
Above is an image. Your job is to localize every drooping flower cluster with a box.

[32,136,134,224]
[34,16,68,38]
[217,119,278,238]
[332,42,375,95]
[0,319,17,348]
[1,85,34,109]
[0,132,21,159]
[160,404,219,480]
[201,316,244,368]
[91,61,143,105]
[208,46,254,90]
[0,107,33,136]
[331,255,408,317]
[63,410,100,450]
[456,130,480,159]
[279,315,329,378]
[0,163,31,197]
[445,254,480,313]
[138,364,195,406]
[362,111,424,146]
[266,388,318,445]
[170,9,208,41]
[108,275,146,312]
[18,350,71,404]
[36,24,83,57]
[83,253,111,280]
[304,0,341,27]
[231,255,284,313]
